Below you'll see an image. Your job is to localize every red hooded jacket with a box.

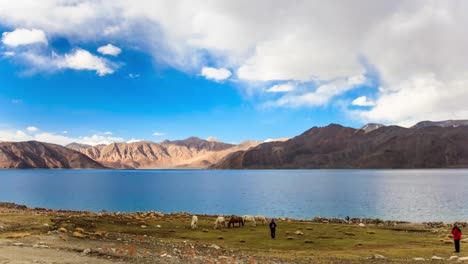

[452,227,462,240]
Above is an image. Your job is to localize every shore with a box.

[0,202,466,263]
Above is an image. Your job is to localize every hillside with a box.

[69,138,260,169]
[0,141,105,169]
[213,124,468,169]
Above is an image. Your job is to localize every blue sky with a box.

[0,1,466,145]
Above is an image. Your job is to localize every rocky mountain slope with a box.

[213,123,468,169]
[68,137,260,169]
[411,120,468,129]
[0,141,105,169]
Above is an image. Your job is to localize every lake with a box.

[0,169,466,222]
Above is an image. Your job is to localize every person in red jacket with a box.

[452,224,462,253]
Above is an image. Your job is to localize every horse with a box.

[228,216,244,228]
[255,215,268,224]
[243,215,257,226]
[214,216,226,229]
[191,215,198,229]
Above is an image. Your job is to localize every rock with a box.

[160,253,172,258]
[218,236,224,240]
[459,256,468,261]
[367,231,376,234]
[304,240,314,244]
[239,239,246,243]
[75,227,85,233]
[359,223,366,227]
[413,257,425,261]
[202,229,209,232]
[210,244,221,250]
[431,256,443,260]
[449,256,459,260]
[287,236,294,240]
[82,248,91,255]
[306,227,313,230]
[372,254,386,259]
[294,231,304,235]
[13,243,24,246]
[58,227,67,233]
[43,223,49,227]
[72,231,85,238]
[444,240,452,244]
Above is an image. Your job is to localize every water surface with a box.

[0,169,466,222]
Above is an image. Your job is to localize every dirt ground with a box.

[1,202,467,263]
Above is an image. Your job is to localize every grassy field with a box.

[0,204,464,263]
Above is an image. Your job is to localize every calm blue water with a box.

[0,169,467,222]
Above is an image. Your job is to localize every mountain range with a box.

[1,119,468,169]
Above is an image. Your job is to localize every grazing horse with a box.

[243,215,257,226]
[228,216,244,228]
[255,215,268,224]
[214,216,226,229]
[191,215,198,229]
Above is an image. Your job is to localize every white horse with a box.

[214,216,226,229]
[243,215,256,226]
[255,215,268,224]
[191,215,198,229]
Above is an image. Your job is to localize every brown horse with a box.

[228,216,244,228]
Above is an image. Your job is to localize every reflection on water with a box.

[0,169,467,222]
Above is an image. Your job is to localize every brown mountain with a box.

[213,123,468,169]
[70,137,260,169]
[0,141,105,169]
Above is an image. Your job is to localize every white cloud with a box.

[266,83,295,93]
[0,128,125,146]
[58,49,114,76]
[152,132,165,136]
[1,28,47,47]
[348,74,367,86]
[128,73,140,78]
[3,51,15,57]
[97,44,122,56]
[200,67,231,81]
[352,96,375,107]
[0,1,468,123]
[127,138,144,143]
[104,131,112,135]
[26,126,38,132]
[266,79,357,108]
[63,130,68,134]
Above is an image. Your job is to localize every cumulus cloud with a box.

[97,44,122,56]
[58,49,114,76]
[1,28,47,47]
[266,83,295,93]
[266,77,364,108]
[26,126,38,132]
[352,96,375,107]
[127,138,144,143]
[103,131,112,135]
[16,48,115,76]
[0,128,125,146]
[152,132,165,136]
[200,67,231,81]
[0,1,468,124]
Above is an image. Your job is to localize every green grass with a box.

[1,211,462,261]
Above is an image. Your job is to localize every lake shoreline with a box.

[1,201,466,263]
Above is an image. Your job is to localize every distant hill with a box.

[0,141,105,169]
[69,137,260,169]
[412,120,468,129]
[213,122,468,169]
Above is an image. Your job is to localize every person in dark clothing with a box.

[269,219,277,239]
[452,224,462,253]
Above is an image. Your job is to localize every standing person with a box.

[269,218,277,239]
[452,224,462,253]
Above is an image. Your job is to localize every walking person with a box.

[452,224,462,253]
[269,218,277,239]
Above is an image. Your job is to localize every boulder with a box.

[358,223,366,227]
[72,232,84,238]
[372,254,386,259]
[431,256,443,260]
[413,257,425,261]
[294,231,304,235]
